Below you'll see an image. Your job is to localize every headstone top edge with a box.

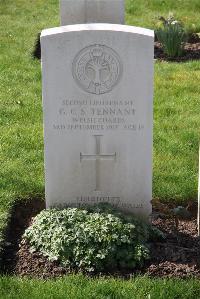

[41,23,154,38]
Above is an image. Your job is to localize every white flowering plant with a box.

[23,204,164,273]
[156,14,187,58]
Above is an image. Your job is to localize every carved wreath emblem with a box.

[72,44,122,95]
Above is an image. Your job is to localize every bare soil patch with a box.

[154,41,200,62]
[1,198,44,274]
[1,199,200,279]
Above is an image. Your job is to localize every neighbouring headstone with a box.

[41,23,154,217]
[60,0,124,26]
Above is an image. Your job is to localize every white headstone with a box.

[41,24,154,217]
[60,0,124,25]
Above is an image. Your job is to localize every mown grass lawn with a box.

[0,275,200,299]
[126,0,200,31]
[0,0,200,296]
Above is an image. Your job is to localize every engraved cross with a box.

[80,135,116,191]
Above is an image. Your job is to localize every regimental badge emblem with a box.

[72,44,122,95]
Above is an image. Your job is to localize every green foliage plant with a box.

[156,15,187,58]
[23,205,163,273]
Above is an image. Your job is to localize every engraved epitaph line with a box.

[80,135,116,191]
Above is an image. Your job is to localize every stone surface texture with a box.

[41,24,154,217]
[60,0,124,25]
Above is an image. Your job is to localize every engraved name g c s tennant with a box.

[72,44,122,95]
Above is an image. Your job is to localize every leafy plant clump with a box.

[156,14,187,58]
[23,205,163,273]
